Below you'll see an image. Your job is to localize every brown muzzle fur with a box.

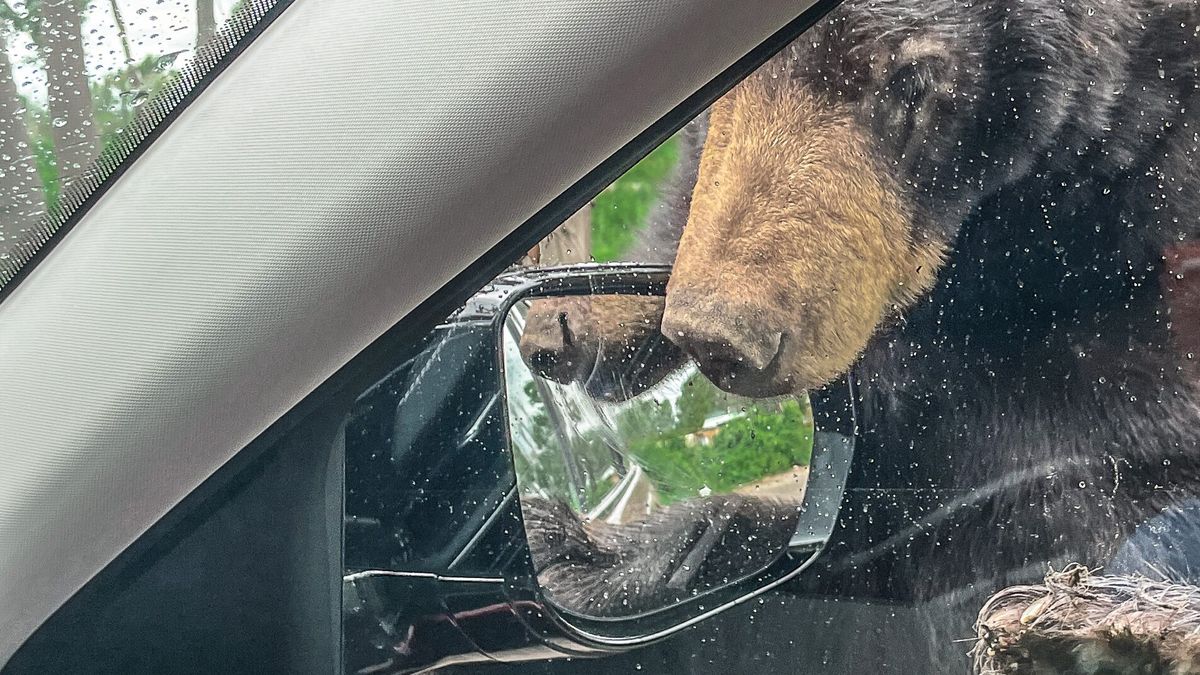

[518,295,685,401]
[662,74,944,396]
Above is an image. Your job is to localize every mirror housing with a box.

[342,264,856,673]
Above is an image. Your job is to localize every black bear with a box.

[660,0,1200,583]
[517,0,1200,671]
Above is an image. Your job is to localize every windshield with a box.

[0,0,279,289]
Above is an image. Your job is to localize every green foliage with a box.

[522,380,553,448]
[13,51,178,212]
[590,136,679,261]
[89,54,177,150]
[26,113,59,208]
[511,379,624,511]
[628,398,813,505]
[674,376,718,432]
[514,364,815,510]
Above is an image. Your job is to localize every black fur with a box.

[523,495,798,617]
[605,0,1200,669]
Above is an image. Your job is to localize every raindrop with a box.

[156,50,185,70]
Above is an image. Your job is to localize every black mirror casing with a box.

[342,264,857,674]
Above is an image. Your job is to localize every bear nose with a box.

[661,294,782,374]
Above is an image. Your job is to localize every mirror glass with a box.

[502,294,814,618]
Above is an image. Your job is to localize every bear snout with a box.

[661,292,786,396]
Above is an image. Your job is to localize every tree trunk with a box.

[0,26,46,250]
[523,203,593,266]
[39,0,97,188]
[107,0,134,68]
[195,0,215,47]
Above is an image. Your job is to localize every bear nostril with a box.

[556,311,574,348]
[686,331,781,375]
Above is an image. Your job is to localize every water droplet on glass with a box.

[156,50,185,70]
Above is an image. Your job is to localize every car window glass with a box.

[480,1,1200,671]
[350,0,1200,670]
[0,0,280,287]
[344,323,514,573]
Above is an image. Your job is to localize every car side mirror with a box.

[342,264,855,674]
